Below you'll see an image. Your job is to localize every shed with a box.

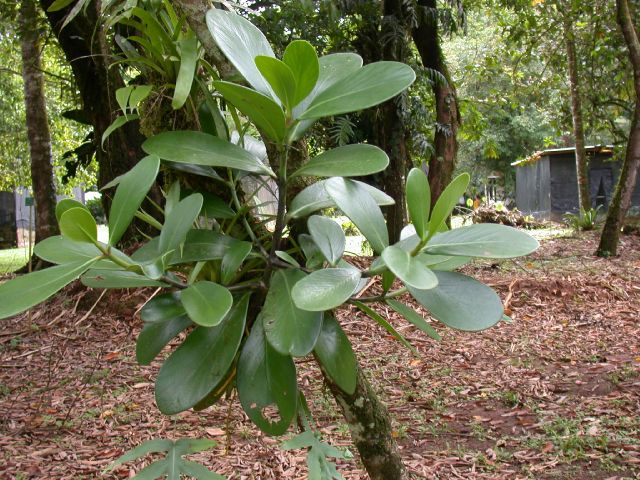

[512,146,640,220]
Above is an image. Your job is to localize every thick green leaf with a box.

[137,315,192,365]
[200,193,235,219]
[143,131,273,176]
[275,250,300,267]
[141,292,186,323]
[386,299,441,341]
[307,215,345,266]
[198,99,229,139]
[206,9,275,96]
[109,154,160,245]
[255,56,296,112]
[416,253,471,271]
[291,268,361,312]
[159,193,203,254]
[213,81,286,143]
[408,271,503,331]
[47,0,75,12]
[299,61,415,119]
[282,40,319,107]
[59,207,97,243]
[155,295,248,414]
[34,236,101,264]
[262,269,323,357]
[220,241,252,285]
[237,320,297,435]
[406,168,430,240]
[172,35,198,109]
[287,180,394,220]
[428,173,469,237]
[289,52,362,140]
[180,281,233,327]
[129,85,152,109]
[381,245,438,290]
[325,177,388,254]
[353,301,416,354]
[116,85,133,112]
[55,198,88,222]
[291,144,388,178]
[0,259,98,319]
[81,269,167,288]
[424,223,540,258]
[168,230,240,264]
[313,314,357,394]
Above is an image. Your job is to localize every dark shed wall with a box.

[0,191,17,247]
[549,155,580,216]
[516,158,550,219]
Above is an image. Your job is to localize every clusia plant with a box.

[0,9,538,480]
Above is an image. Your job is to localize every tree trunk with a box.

[321,360,407,480]
[597,0,640,257]
[38,0,149,213]
[563,13,591,211]
[377,0,413,243]
[413,0,460,207]
[19,0,58,248]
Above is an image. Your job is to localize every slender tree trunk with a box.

[19,0,58,248]
[563,13,591,211]
[413,0,461,207]
[597,0,640,256]
[321,361,407,480]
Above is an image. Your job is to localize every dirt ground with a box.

[1,230,639,479]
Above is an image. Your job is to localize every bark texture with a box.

[563,14,591,211]
[39,0,148,214]
[321,361,407,480]
[370,1,413,243]
[413,0,460,207]
[597,0,640,256]
[19,0,58,246]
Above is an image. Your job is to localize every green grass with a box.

[0,247,29,275]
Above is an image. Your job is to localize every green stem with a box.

[350,287,407,304]
[228,172,269,258]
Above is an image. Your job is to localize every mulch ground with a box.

[0,229,638,479]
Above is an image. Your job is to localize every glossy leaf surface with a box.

[424,224,540,258]
[159,193,203,254]
[292,268,361,312]
[263,269,323,357]
[213,81,286,143]
[220,240,252,285]
[325,177,388,253]
[282,40,319,106]
[59,207,97,243]
[206,9,274,95]
[0,259,97,319]
[81,269,167,288]
[180,281,233,327]
[172,35,198,109]
[291,144,388,178]
[143,131,273,176]
[108,154,160,245]
[237,320,297,435]
[381,245,438,290]
[155,295,248,414]
[386,299,441,341]
[408,271,503,331]
[307,215,345,265]
[406,168,430,240]
[313,314,357,394]
[255,55,296,111]
[299,61,415,119]
[288,180,394,220]
[428,173,469,236]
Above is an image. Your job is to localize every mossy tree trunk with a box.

[597,0,640,256]
[413,0,461,208]
[320,359,407,480]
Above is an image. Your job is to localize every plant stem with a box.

[228,173,269,258]
[269,146,289,259]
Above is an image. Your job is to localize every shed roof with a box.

[511,145,614,167]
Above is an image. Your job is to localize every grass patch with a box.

[0,247,29,274]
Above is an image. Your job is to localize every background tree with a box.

[19,0,58,248]
[597,0,640,256]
